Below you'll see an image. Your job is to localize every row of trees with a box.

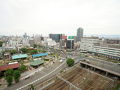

[20,48,38,54]
[5,64,27,86]
[5,69,20,86]
[20,48,46,54]
[2,44,46,56]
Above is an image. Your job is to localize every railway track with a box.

[38,66,115,90]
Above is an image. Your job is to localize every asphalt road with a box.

[3,60,65,90]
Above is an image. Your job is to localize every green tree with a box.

[33,44,37,48]
[30,84,35,90]
[13,70,21,83]
[42,50,46,53]
[5,76,13,86]
[4,69,13,76]
[29,50,38,54]
[0,41,3,47]
[10,50,17,55]
[20,48,28,53]
[4,69,14,86]
[66,58,74,67]
[19,65,27,72]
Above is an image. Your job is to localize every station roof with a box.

[32,53,48,58]
[12,54,28,60]
[30,59,44,66]
[0,63,20,71]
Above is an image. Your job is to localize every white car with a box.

[60,60,63,62]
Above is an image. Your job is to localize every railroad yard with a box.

[28,65,116,90]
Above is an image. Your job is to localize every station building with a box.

[80,37,120,60]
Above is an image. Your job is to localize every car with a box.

[60,60,63,62]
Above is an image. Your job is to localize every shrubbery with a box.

[66,58,74,67]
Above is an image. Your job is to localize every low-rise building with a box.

[32,53,48,58]
[30,59,44,67]
[92,45,120,59]
[0,63,20,72]
[12,54,28,60]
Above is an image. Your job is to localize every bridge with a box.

[80,61,120,79]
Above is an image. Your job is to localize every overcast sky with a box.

[0,0,120,36]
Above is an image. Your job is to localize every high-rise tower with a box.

[76,27,83,42]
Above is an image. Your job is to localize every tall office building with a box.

[23,33,28,38]
[66,40,74,49]
[60,36,67,49]
[76,27,83,42]
[49,34,63,42]
[66,36,75,49]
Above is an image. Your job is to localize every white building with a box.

[92,46,120,59]
[33,34,42,45]
[22,38,30,47]
[80,37,101,51]
[2,36,30,50]
[47,38,56,47]
[80,37,120,60]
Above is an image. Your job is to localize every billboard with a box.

[67,36,75,40]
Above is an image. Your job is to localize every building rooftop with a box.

[12,54,28,60]
[32,53,48,58]
[82,37,99,39]
[0,63,20,71]
[30,59,44,66]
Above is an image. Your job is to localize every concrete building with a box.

[80,37,120,60]
[41,37,57,48]
[47,38,57,47]
[23,33,28,38]
[49,34,63,42]
[66,40,74,49]
[2,36,30,50]
[105,39,120,44]
[76,27,83,42]
[22,38,30,47]
[29,38,34,47]
[60,36,67,49]
[80,37,101,52]
[33,34,42,45]
[92,45,120,59]
[66,36,75,49]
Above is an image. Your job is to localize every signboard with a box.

[68,36,75,40]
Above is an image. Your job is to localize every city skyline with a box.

[0,0,120,36]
